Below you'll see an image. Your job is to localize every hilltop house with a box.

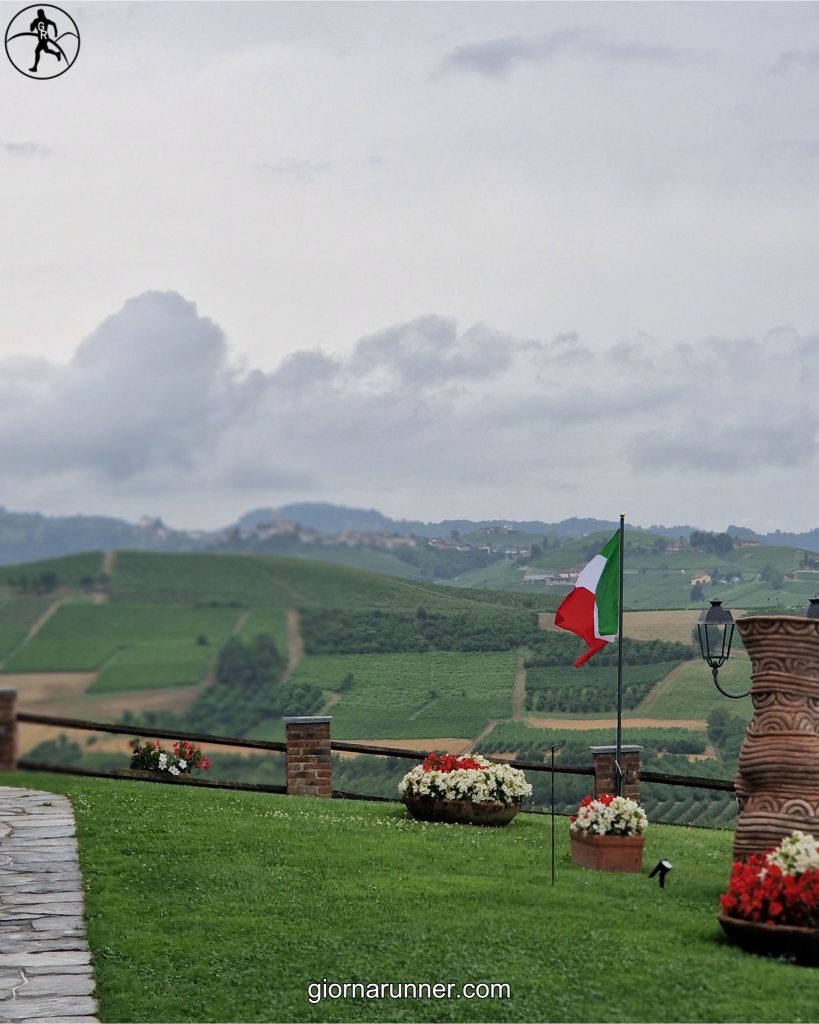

[691,573,712,585]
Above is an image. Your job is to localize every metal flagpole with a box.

[615,513,625,796]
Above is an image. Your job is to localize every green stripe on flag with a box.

[596,531,620,636]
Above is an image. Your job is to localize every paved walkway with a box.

[0,788,98,1023]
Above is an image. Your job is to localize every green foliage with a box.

[285,651,517,740]
[690,531,735,555]
[0,552,104,589]
[524,633,692,668]
[26,732,84,766]
[707,707,747,769]
[525,661,681,714]
[301,607,541,655]
[184,634,322,736]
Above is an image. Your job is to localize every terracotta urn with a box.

[734,616,819,859]
[570,831,645,873]
[402,794,520,827]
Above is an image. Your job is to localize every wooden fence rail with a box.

[14,709,734,796]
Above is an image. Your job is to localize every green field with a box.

[235,607,289,657]
[282,651,518,740]
[108,551,541,613]
[4,772,816,1024]
[636,659,754,721]
[4,602,240,679]
[0,551,105,588]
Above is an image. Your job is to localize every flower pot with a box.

[121,768,195,784]
[402,794,520,827]
[718,913,819,966]
[570,831,645,873]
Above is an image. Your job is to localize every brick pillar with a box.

[590,744,642,801]
[284,716,333,798]
[0,689,18,772]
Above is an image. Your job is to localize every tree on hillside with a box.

[690,582,705,602]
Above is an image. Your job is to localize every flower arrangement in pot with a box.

[398,753,532,826]
[569,794,648,873]
[129,739,210,778]
[718,830,819,965]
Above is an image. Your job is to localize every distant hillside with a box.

[2,501,819,567]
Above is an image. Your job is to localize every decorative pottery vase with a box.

[570,831,645,873]
[401,795,520,826]
[718,913,819,966]
[734,616,819,859]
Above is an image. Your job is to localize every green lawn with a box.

[281,651,518,740]
[2,772,818,1023]
[3,603,241,676]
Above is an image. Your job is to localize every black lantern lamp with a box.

[697,600,750,699]
[805,597,819,619]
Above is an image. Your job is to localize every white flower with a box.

[178,759,187,770]
[399,756,532,806]
[169,766,180,776]
[768,830,819,875]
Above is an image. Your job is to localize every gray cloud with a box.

[439,30,582,79]
[1,142,52,157]
[772,50,819,74]
[2,291,818,529]
[260,159,337,182]
[438,28,705,79]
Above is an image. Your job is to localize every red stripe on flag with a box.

[554,586,607,668]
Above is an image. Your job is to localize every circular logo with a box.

[5,4,80,79]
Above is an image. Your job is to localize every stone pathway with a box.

[0,788,98,1023]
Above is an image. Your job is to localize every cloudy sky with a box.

[2,1,819,532]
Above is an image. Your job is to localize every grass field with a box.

[107,552,540,613]
[279,651,518,741]
[635,659,754,722]
[235,607,289,656]
[476,721,708,755]
[0,551,104,588]
[3,603,240,678]
[3,772,816,1023]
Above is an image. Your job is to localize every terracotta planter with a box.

[402,794,520,827]
[570,831,645,873]
[734,616,819,859]
[718,913,819,966]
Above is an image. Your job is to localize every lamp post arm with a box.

[711,664,751,700]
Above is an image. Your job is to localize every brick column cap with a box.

[0,689,17,696]
[283,716,333,725]
[590,744,644,754]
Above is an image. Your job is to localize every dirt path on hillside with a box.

[511,660,526,720]
[101,551,116,576]
[525,716,708,731]
[633,661,692,715]
[284,609,303,682]
[0,599,63,669]
[470,719,497,747]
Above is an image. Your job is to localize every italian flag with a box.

[554,531,620,667]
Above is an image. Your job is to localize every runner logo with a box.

[5,4,80,79]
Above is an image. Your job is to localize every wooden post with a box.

[283,716,333,798]
[591,744,642,801]
[0,689,18,772]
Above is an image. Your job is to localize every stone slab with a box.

[0,994,97,1019]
